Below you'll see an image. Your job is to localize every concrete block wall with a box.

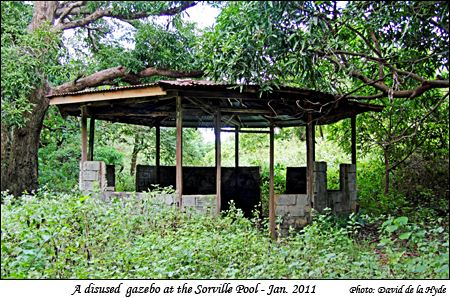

[313,161,328,212]
[79,161,107,192]
[335,164,357,214]
[276,162,357,234]
[275,194,310,235]
[181,195,217,215]
[100,192,216,215]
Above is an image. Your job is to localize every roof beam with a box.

[49,86,167,105]
[221,129,270,134]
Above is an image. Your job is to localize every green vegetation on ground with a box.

[1,1,448,280]
[1,189,448,279]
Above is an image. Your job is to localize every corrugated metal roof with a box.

[48,79,331,98]
[159,79,230,86]
[49,78,383,128]
[48,82,160,97]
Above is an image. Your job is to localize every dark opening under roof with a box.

[48,79,383,128]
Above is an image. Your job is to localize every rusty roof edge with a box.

[47,82,160,98]
[47,79,337,99]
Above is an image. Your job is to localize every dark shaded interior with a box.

[285,167,307,194]
[106,165,115,188]
[135,165,261,217]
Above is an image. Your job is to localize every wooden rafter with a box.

[49,80,384,128]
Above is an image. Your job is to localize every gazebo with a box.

[48,79,383,237]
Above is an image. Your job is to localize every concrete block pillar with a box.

[79,161,107,192]
[275,194,310,236]
[339,164,357,213]
[313,161,328,212]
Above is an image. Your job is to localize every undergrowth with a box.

[1,189,448,279]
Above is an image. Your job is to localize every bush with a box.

[38,140,80,192]
[377,215,449,277]
[95,146,124,167]
[1,190,448,279]
[394,153,449,217]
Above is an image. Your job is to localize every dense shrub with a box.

[394,153,449,216]
[38,140,80,192]
[356,156,449,222]
[1,190,448,279]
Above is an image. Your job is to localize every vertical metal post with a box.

[88,116,95,161]
[176,96,183,208]
[155,125,161,185]
[269,126,276,239]
[234,125,239,209]
[81,106,87,163]
[235,126,239,168]
[351,116,357,165]
[306,113,315,208]
[215,110,222,214]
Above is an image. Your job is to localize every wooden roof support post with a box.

[215,110,222,214]
[234,125,240,208]
[88,116,95,161]
[81,106,88,163]
[235,126,239,169]
[351,116,357,165]
[176,96,183,208]
[306,113,315,209]
[269,126,276,239]
[155,125,161,185]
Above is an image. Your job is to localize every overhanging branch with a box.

[50,66,204,95]
[319,49,449,99]
[54,1,197,31]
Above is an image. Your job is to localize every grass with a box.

[1,189,448,279]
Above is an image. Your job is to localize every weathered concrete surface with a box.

[79,161,107,191]
[99,192,216,215]
[276,162,357,235]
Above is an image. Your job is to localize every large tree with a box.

[200,1,449,193]
[1,1,204,196]
[2,1,449,196]
[201,1,448,97]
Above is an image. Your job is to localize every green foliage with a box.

[394,152,449,216]
[40,107,80,147]
[96,123,208,167]
[115,173,135,193]
[378,215,449,277]
[201,0,448,97]
[63,2,202,82]
[329,92,449,162]
[38,106,81,192]
[260,163,286,216]
[38,137,80,193]
[95,146,125,167]
[133,20,201,72]
[2,191,447,279]
[3,1,447,280]
[0,1,32,38]
[1,2,63,127]
[355,159,390,214]
[355,154,449,220]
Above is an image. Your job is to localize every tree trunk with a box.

[1,122,11,192]
[297,127,306,141]
[1,85,50,196]
[319,126,324,139]
[0,2,56,196]
[130,133,144,176]
[130,144,140,177]
[384,147,390,195]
